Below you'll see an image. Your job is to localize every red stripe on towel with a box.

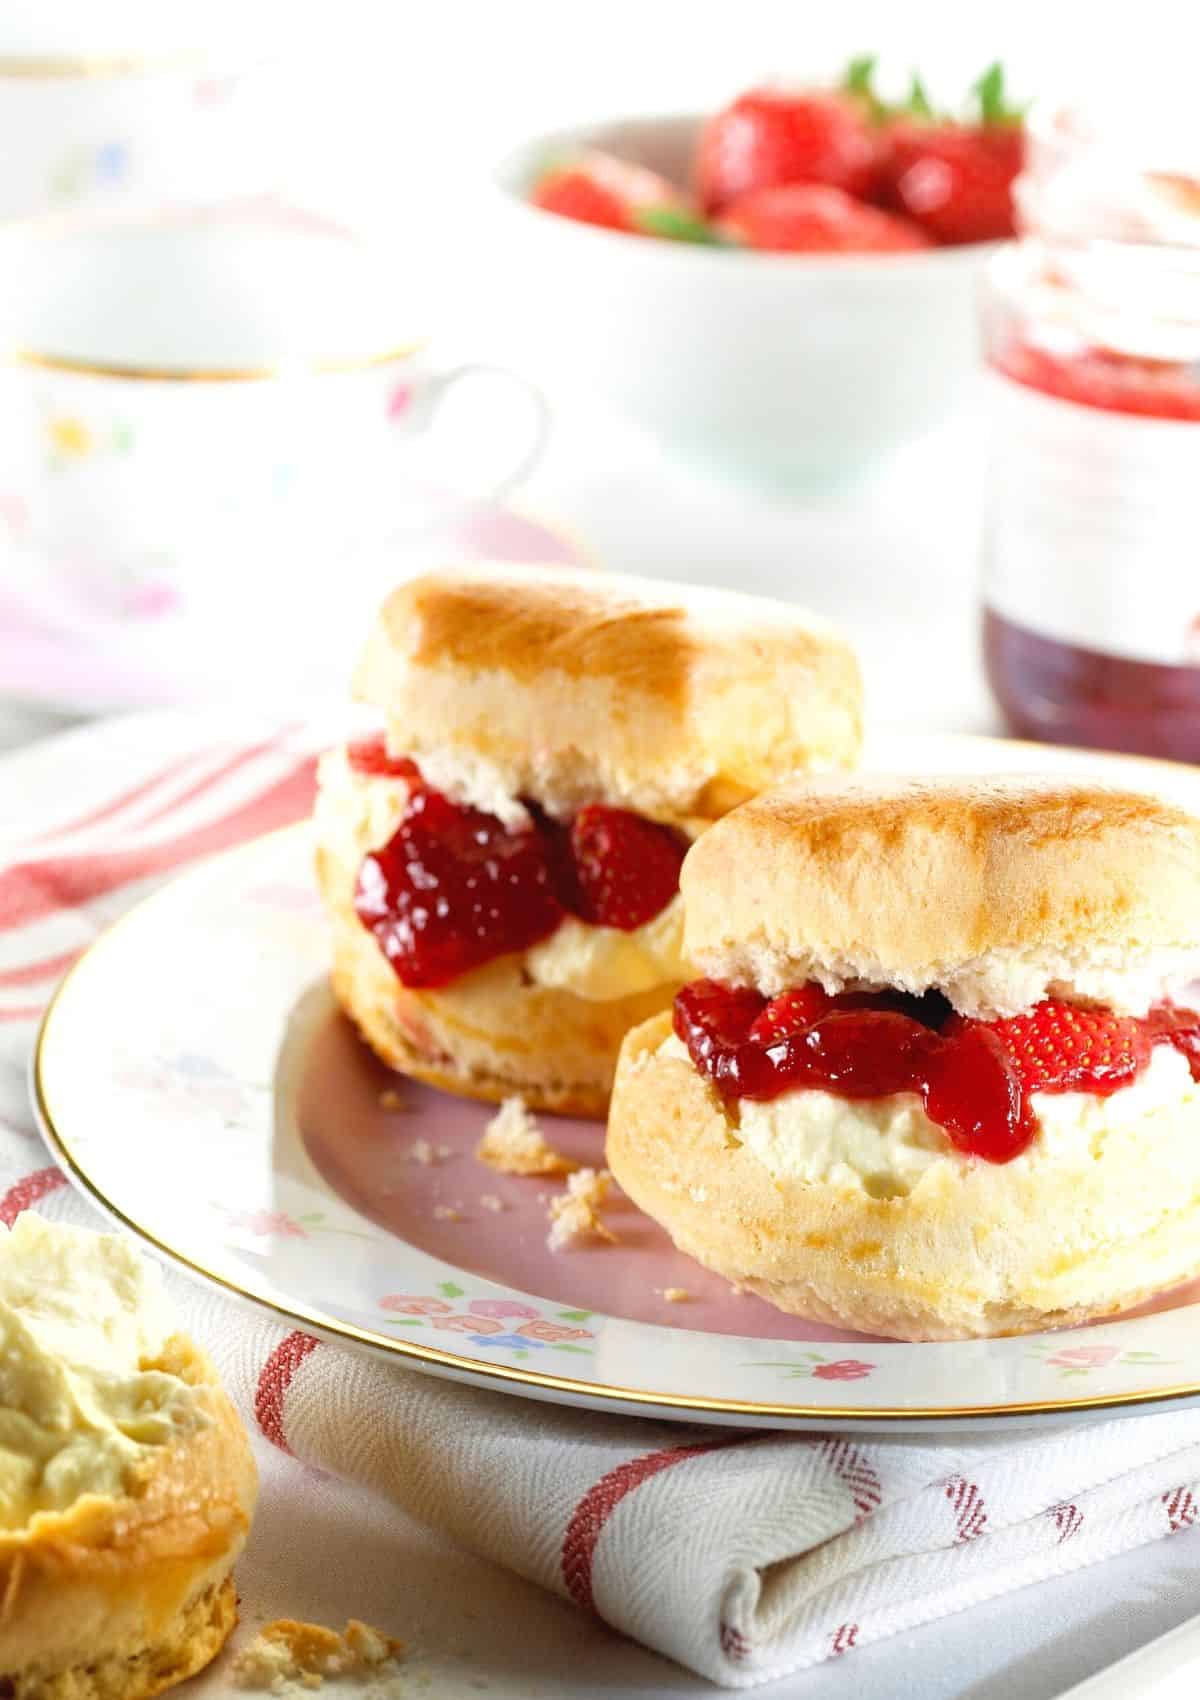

[561,1435,754,1612]
[0,756,316,930]
[254,1330,322,1453]
[0,1165,66,1225]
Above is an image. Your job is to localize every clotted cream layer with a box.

[656,1035,1199,1198]
[0,1215,204,1530]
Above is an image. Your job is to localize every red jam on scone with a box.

[348,735,686,988]
[673,977,1200,1163]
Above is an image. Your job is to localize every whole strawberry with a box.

[531,149,718,242]
[720,182,930,252]
[881,63,1025,246]
[695,81,879,214]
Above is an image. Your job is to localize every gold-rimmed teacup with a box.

[0,202,549,628]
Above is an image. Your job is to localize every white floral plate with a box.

[33,734,1200,1431]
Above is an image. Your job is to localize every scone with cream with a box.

[314,562,861,1116]
[608,775,1200,1339]
[0,1213,257,1700]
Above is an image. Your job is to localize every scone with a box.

[314,562,861,1116]
[0,1213,258,1699]
[608,774,1200,1339]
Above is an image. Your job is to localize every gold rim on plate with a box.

[29,739,1200,1427]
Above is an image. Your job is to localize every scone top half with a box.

[353,562,862,823]
[314,564,860,1115]
[0,1214,257,1695]
[609,775,1200,1338]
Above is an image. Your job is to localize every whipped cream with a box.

[0,1214,203,1530]
[657,1036,1197,1198]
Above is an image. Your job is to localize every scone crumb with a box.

[232,1618,404,1690]
[662,1287,690,1303]
[547,1167,618,1251]
[432,1205,462,1222]
[379,1089,409,1113]
[477,1097,577,1177]
[479,1194,506,1213]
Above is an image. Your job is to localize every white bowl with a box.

[488,113,995,496]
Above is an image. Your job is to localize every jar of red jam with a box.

[981,105,1200,757]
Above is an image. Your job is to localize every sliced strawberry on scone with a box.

[967,999,1153,1095]
[747,984,832,1042]
[566,804,687,930]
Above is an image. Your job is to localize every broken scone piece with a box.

[0,1213,257,1700]
[232,1618,404,1691]
[476,1096,576,1177]
[547,1167,618,1251]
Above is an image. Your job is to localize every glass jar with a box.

[981,104,1200,758]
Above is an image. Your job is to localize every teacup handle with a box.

[402,362,551,503]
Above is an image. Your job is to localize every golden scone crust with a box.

[319,846,675,1116]
[353,563,862,818]
[0,1336,257,1700]
[607,1013,1200,1341]
[681,774,1200,1002]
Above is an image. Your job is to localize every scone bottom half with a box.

[0,1215,257,1700]
[608,775,1200,1340]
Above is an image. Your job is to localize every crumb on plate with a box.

[231,1617,404,1691]
[547,1167,618,1251]
[479,1194,506,1213]
[432,1205,462,1222]
[662,1287,690,1303]
[378,1089,409,1113]
[476,1097,576,1177]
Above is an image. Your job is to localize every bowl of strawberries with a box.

[489,61,1025,494]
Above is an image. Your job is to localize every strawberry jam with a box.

[350,747,687,988]
[674,979,1200,1163]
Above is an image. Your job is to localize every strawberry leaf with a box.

[907,74,935,120]
[633,205,725,245]
[971,61,1026,127]
[842,53,888,123]
[843,53,877,93]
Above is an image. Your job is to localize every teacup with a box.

[0,48,281,221]
[0,203,548,626]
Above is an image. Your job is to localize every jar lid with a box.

[1018,102,1200,250]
